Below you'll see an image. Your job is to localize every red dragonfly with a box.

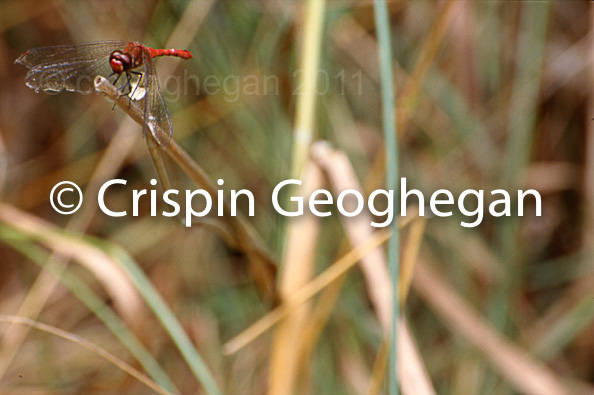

[15,41,193,146]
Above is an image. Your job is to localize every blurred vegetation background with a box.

[0,0,592,394]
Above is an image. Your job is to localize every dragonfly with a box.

[15,41,193,146]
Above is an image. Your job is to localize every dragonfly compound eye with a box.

[109,50,132,73]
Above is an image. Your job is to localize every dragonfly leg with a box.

[108,72,137,97]
[107,72,125,110]
[107,71,142,110]
[107,72,122,90]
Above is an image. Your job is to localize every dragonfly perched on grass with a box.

[15,40,193,146]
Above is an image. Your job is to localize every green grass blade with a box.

[106,244,223,395]
[372,0,400,393]
[0,225,179,394]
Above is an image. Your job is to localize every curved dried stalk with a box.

[94,76,277,302]
[0,315,173,395]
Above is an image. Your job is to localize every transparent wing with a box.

[15,41,129,93]
[141,48,173,146]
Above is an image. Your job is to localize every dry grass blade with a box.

[312,142,433,395]
[224,229,391,355]
[0,203,141,322]
[311,142,392,332]
[145,134,173,192]
[367,337,390,395]
[268,160,324,394]
[398,215,426,306]
[397,318,436,395]
[297,272,347,387]
[398,0,460,134]
[0,315,173,395]
[94,76,278,301]
[271,0,327,388]
[413,259,574,395]
[289,0,326,179]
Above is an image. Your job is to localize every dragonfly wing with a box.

[141,49,173,146]
[15,41,128,93]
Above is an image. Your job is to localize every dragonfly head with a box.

[109,50,132,74]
